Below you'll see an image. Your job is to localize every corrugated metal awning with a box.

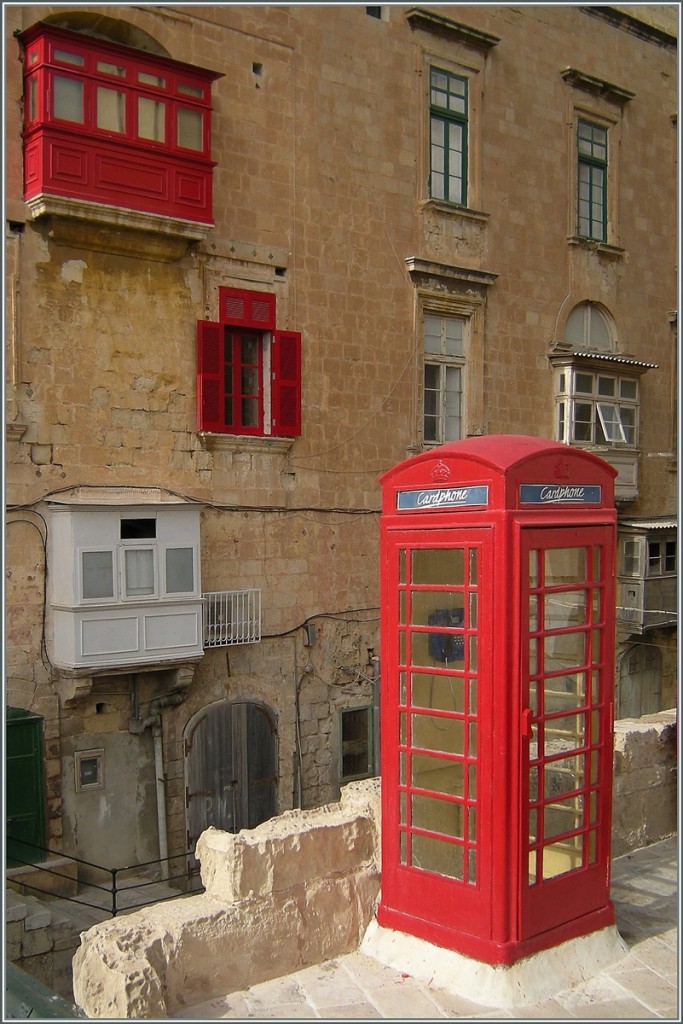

[619,516,677,530]
[550,350,659,370]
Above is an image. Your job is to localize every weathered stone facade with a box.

[4,5,677,886]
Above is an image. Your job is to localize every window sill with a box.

[26,194,212,261]
[199,433,294,455]
[567,236,625,261]
[420,199,490,222]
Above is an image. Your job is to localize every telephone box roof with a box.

[380,434,618,483]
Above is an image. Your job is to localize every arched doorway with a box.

[617,643,662,719]
[184,700,278,864]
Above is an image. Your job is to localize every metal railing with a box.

[202,588,261,647]
[6,836,201,918]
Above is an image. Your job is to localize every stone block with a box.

[21,927,53,957]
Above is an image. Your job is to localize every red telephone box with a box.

[378,435,617,966]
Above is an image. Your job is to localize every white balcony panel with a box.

[144,609,201,650]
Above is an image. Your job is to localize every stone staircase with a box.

[6,873,200,1003]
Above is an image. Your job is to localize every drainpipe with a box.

[129,691,184,882]
[152,721,168,879]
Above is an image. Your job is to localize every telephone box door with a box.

[519,525,615,940]
[380,527,494,939]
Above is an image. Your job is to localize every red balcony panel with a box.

[50,142,88,183]
[25,127,214,223]
[175,170,207,206]
[95,151,169,200]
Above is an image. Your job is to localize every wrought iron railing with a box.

[5,836,201,918]
[202,589,261,647]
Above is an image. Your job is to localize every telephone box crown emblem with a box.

[553,457,571,480]
[431,460,451,482]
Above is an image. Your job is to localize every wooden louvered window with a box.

[197,288,301,438]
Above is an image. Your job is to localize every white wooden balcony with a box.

[202,590,262,648]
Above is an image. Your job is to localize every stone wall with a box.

[71,780,380,1019]
[611,709,677,858]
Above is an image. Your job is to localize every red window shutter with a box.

[219,287,275,330]
[272,331,301,437]
[197,320,224,432]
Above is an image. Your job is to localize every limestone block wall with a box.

[72,780,380,1019]
[611,709,677,858]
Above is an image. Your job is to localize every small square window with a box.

[75,749,104,791]
[340,706,375,782]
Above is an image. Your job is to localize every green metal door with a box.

[6,708,46,867]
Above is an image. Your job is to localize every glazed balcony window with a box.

[20,22,221,223]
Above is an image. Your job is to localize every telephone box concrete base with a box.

[361,918,628,1009]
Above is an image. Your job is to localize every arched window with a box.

[563,302,614,352]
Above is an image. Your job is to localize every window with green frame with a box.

[577,119,608,241]
[429,67,467,205]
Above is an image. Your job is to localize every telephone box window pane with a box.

[544,631,586,673]
[529,638,538,674]
[545,548,587,585]
[177,106,203,150]
[544,673,586,713]
[542,836,583,880]
[412,713,463,755]
[399,671,407,703]
[125,548,155,597]
[468,635,477,671]
[400,831,407,864]
[468,764,476,798]
[545,589,588,630]
[166,547,194,593]
[399,590,406,623]
[589,791,598,824]
[591,630,601,660]
[400,791,407,824]
[412,673,464,713]
[411,548,464,585]
[412,794,463,838]
[399,549,406,584]
[82,551,114,599]
[54,76,84,122]
[411,753,463,796]
[399,713,407,745]
[529,549,539,588]
[529,680,539,716]
[543,794,583,840]
[467,722,477,757]
[544,753,584,798]
[468,848,476,884]
[529,808,538,843]
[399,630,406,664]
[97,87,125,132]
[138,97,166,141]
[412,833,463,879]
[412,592,463,627]
[469,591,477,627]
[400,752,407,785]
[468,679,477,715]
